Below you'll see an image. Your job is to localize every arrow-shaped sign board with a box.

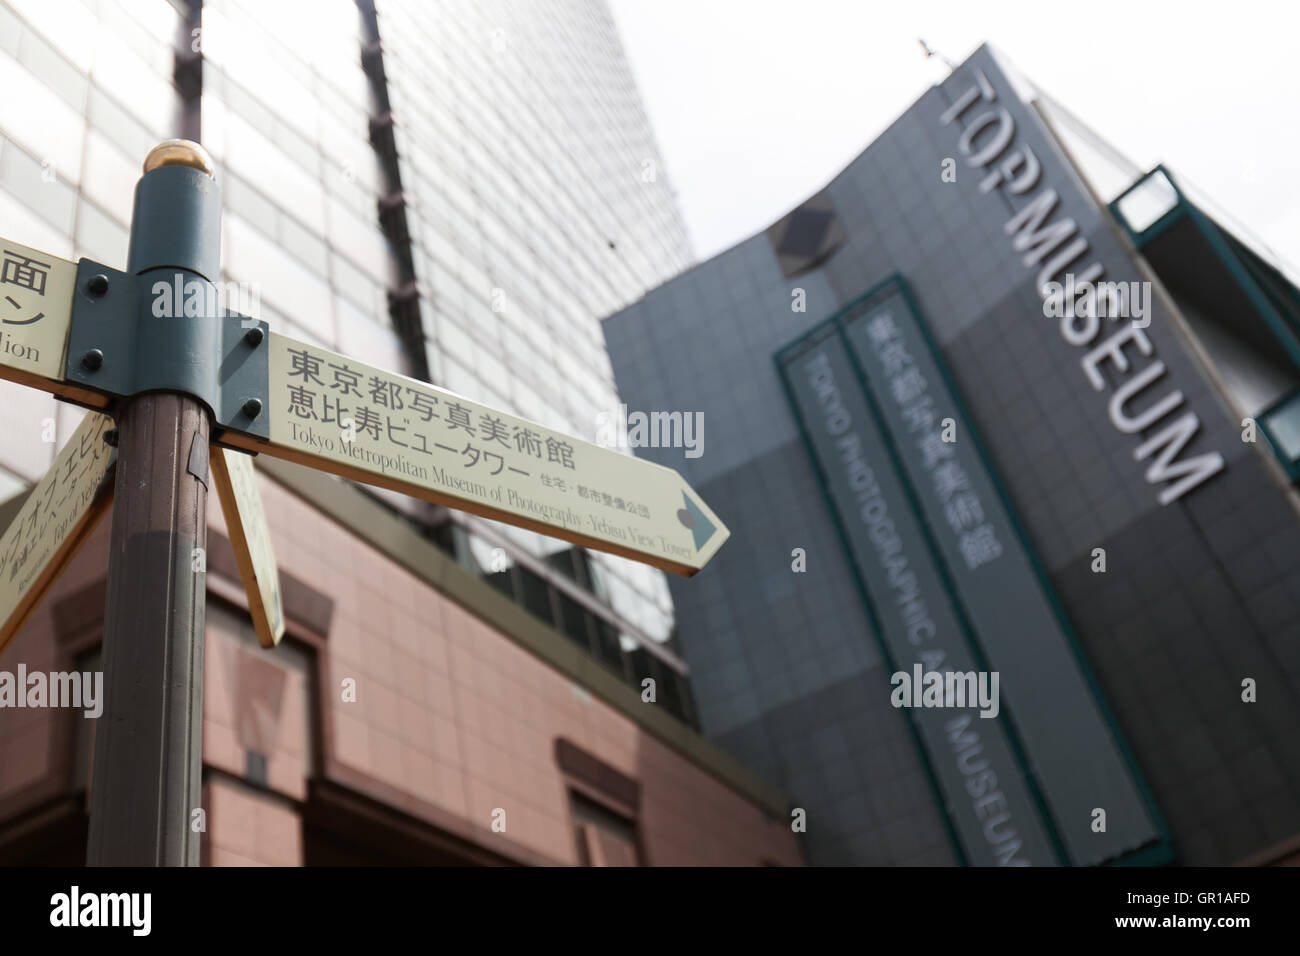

[220,333,729,576]
[0,240,104,407]
[210,448,285,649]
[0,411,115,658]
[0,235,730,578]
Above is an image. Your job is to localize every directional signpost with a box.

[210,447,284,648]
[0,411,114,657]
[0,139,729,866]
[0,241,109,408]
[218,333,727,576]
[0,239,77,381]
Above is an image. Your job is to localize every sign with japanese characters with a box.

[838,283,1159,866]
[210,448,285,649]
[0,238,77,391]
[220,333,728,576]
[776,323,1058,867]
[0,412,115,658]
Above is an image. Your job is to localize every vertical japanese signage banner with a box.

[839,281,1160,865]
[777,326,1059,866]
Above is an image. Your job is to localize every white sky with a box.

[609,0,1300,272]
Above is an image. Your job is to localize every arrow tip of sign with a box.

[679,491,723,552]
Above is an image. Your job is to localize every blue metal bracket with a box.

[63,259,270,441]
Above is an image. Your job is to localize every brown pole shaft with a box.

[86,393,209,866]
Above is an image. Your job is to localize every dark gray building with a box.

[603,44,1300,866]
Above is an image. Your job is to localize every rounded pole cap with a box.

[143,139,215,179]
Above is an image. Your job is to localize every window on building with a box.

[570,792,639,867]
[1113,167,1180,236]
[1260,390,1300,480]
[556,738,642,866]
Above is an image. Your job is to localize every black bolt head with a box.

[244,326,265,347]
[87,274,109,296]
[81,348,104,371]
[242,398,263,419]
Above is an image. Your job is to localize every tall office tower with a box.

[0,0,800,867]
[368,0,697,706]
[201,0,697,715]
[606,44,1300,867]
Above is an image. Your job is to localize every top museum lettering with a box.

[939,70,1225,506]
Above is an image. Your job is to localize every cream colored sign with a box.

[211,448,285,649]
[0,238,77,387]
[222,333,729,576]
[0,412,115,659]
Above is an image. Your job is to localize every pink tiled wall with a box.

[0,518,110,810]
[202,778,302,867]
[0,471,802,867]
[249,476,801,866]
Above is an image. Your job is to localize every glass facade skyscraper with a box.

[204,0,693,711]
[370,0,693,673]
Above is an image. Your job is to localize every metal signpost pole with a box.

[86,141,222,867]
